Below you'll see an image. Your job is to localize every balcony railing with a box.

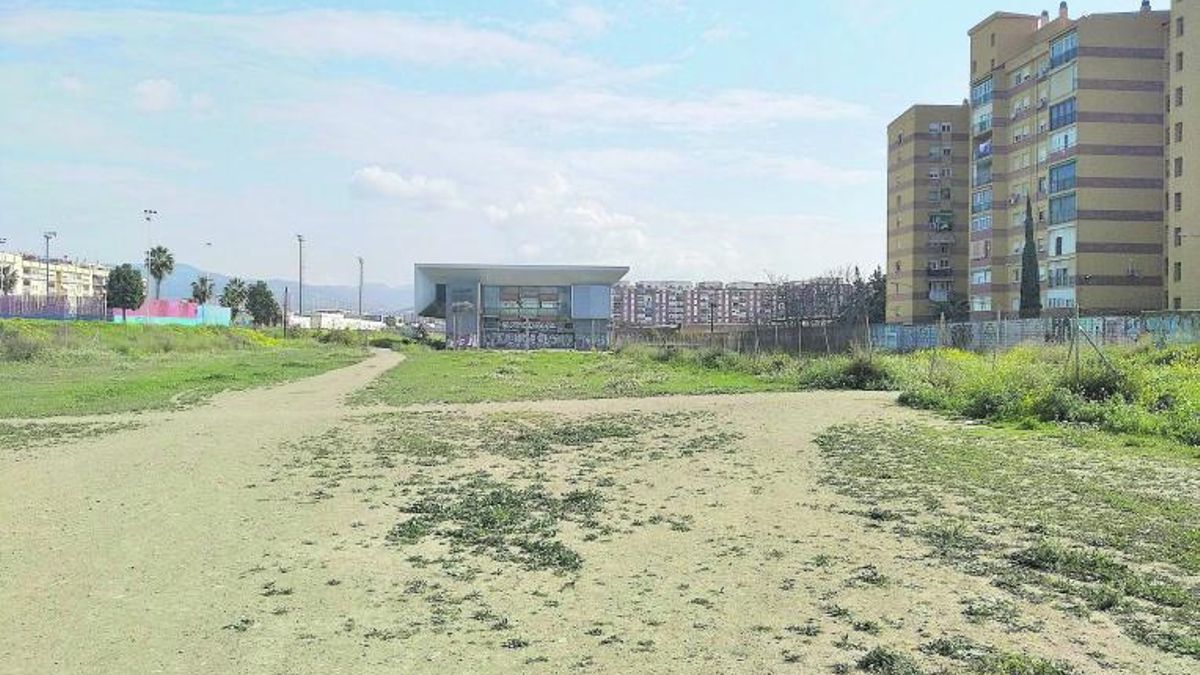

[926,268,954,278]
[928,233,956,245]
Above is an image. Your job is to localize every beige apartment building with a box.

[968,2,1168,317]
[886,104,971,324]
[0,251,109,300]
[1168,0,1199,309]
[886,1,1200,322]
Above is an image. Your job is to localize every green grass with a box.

[0,319,367,417]
[816,421,1200,659]
[356,342,1200,446]
[351,344,924,406]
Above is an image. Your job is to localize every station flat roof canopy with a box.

[414,263,629,287]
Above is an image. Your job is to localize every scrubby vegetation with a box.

[0,319,367,417]
[899,344,1200,445]
[364,341,1200,446]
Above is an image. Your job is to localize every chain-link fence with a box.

[613,312,1200,356]
[0,295,108,321]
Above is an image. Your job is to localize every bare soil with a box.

[0,350,1193,673]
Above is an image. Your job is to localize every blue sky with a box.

[0,0,1146,285]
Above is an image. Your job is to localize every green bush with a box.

[797,352,903,391]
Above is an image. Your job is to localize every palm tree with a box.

[190,276,215,304]
[147,245,175,299]
[0,265,16,295]
[219,277,248,320]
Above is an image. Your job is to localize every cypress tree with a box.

[1019,196,1042,318]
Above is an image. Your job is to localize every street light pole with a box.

[43,231,57,297]
[357,256,364,317]
[142,210,157,290]
[296,234,304,316]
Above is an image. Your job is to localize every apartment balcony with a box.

[927,232,956,245]
[925,267,954,278]
[928,290,950,303]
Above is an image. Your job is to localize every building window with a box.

[1176,87,1184,108]
[1055,236,1063,256]
[942,147,953,157]
[1050,193,1077,224]
[1176,192,1183,212]
[1176,156,1184,178]
[1175,297,1183,310]
[1178,16,1185,38]
[1178,52,1185,72]
[1176,122,1184,143]
[1176,227,1184,247]
[1050,31,1079,69]
[990,32,996,47]
[1174,262,1183,283]
[971,214,992,232]
[1049,160,1076,193]
[972,188,993,214]
[1049,98,1077,130]
[971,77,994,107]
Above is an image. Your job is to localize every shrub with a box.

[798,352,902,391]
[0,325,43,361]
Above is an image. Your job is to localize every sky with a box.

[0,0,1149,286]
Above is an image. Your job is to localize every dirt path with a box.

[1,358,1191,674]
[0,348,401,675]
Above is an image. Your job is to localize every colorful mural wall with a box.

[110,299,232,326]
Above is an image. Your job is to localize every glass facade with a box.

[1049,193,1077,224]
[1049,160,1076,193]
[1050,31,1078,69]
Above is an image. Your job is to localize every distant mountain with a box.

[134,263,413,315]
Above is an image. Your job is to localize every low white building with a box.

[309,310,387,331]
[0,250,108,299]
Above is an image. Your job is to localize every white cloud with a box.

[58,75,85,93]
[132,78,179,112]
[701,26,743,43]
[527,5,613,43]
[349,166,462,209]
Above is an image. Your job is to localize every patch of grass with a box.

[390,472,602,573]
[352,345,797,405]
[816,421,1200,660]
[856,646,923,674]
[0,420,140,452]
[0,319,366,417]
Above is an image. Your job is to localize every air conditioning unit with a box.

[1038,97,1048,109]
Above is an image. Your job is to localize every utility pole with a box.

[283,286,289,339]
[296,234,304,317]
[356,255,364,317]
[43,231,57,297]
[143,209,157,292]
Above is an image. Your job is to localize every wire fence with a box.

[614,312,1200,356]
[0,295,108,321]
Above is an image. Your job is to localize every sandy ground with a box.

[0,349,1193,674]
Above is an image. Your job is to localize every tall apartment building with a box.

[967,2,1168,317]
[0,251,109,300]
[886,104,971,324]
[1168,0,1199,309]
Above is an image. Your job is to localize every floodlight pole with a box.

[43,230,57,297]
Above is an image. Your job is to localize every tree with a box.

[147,245,175,299]
[245,280,281,326]
[837,266,887,326]
[219,278,247,320]
[106,263,146,322]
[930,292,970,322]
[190,276,215,304]
[0,265,16,295]
[1019,196,1042,318]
